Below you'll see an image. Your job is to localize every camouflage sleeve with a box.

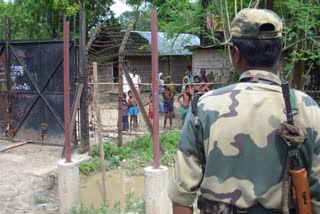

[168,111,203,206]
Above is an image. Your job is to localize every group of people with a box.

[120,68,210,131]
[158,68,210,130]
[121,90,138,131]
[121,68,141,131]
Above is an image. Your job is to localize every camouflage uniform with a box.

[168,8,320,214]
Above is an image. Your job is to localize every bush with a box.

[79,131,180,175]
[79,157,101,175]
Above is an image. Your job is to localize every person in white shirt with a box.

[122,71,134,97]
[132,68,141,94]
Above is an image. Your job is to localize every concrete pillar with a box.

[58,159,80,214]
[144,165,170,214]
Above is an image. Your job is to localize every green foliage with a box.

[118,2,152,31]
[71,193,145,214]
[79,157,101,175]
[279,0,320,77]
[33,194,50,204]
[70,203,119,214]
[80,131,180,175]
[53,0,79,17]
[0,0,117,40]
[125,192,145,213]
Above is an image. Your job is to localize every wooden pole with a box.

[92,61,107,204]
[266,0,274,10]
[117,26,132,147]
[85,22,102,50]
[63,17,71,163]
[79,3,90,152]
[70,83,83,137]
[0,141,28,152]
[151,9,160,169]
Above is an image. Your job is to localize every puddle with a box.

[80,168,174,208]
[80,170,144,208]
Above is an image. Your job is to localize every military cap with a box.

[230,8,283,39]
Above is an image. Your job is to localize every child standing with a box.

[122,93,129,131]
[177,85,192,125]
[128,90,138,130]
[148,94,153,122]
[163,86,174,130]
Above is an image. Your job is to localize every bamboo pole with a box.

[92,61,107,205]
[235,0,237,15]
[118,25,133,147]
[0,141,28,152]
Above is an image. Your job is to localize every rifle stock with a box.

[281,81,312,214]
[290,169,312,214]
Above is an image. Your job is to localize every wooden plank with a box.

[71,83,84,136]
[85,22,102,51]
[0,141,28,152]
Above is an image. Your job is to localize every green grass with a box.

[33,194,50,204]
[71,193,145,214]
[79,131,180,175]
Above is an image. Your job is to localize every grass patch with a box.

[71,193,145,214]
[79,157,101,175]
[33,194,50,204]
[79,131,180,175]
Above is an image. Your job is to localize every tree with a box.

[0,0,118,40]
[122,0,320,87]
[277,0,320,89]
[117,2,152,31]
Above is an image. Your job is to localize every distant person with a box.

[185,65,193,84]
[193,75,201,94]
[158,73,165,113]
[166,75,177,118]
[132,68,141,94]
[122,93,129,131]
[163,86,174,130]
[122,72,133,95]
[177,85,192,125]
[200,81,210,93]
[128,90,138,130]
[200,68,208,83]
[148,93,153,122]
[182,76,189,92]
[166,76,176,98]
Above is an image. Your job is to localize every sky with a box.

[111,0,133,17]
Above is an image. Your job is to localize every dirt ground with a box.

[0,140,88,214]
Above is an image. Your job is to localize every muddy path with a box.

[0,140,87,214]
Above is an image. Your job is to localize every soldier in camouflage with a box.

[168,8,320,214]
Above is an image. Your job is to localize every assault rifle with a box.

[281,81,312,214]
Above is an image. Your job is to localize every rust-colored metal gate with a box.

[0,40,75,144]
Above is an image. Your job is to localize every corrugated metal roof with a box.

[132,31,200,56]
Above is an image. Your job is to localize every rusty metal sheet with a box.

[0,41,76,144]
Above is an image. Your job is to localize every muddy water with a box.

[80,170,145,208]
[80,168,174,208]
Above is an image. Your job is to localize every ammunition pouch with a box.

[197,195,295,214]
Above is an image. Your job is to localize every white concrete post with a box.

[144,165,170,214]
[58,159,80,214]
